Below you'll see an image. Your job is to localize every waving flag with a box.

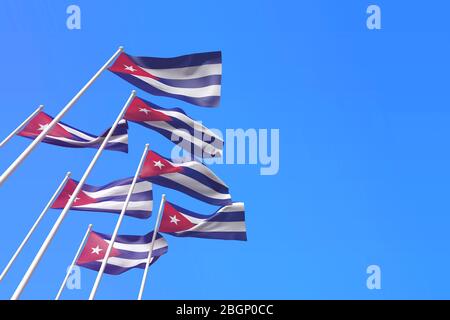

[108,51,222,107]
[160,202,246,241]
[125,96,223,158]
[139,150,231,206]
[51,177,153,219]
[76,230,168,275]
[17,111,128,153]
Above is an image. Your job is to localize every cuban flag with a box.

[125,96,223,158]
[76,230,168,275]
[108,51,222,107]
[159,202,246,241]
[51,177,153,219]
[140,150,232,206]
[17,111,128,153]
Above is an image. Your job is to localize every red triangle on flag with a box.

[159,202,195,233]
[18,112,74,139]
[108,52,158,79]
[77,232,121,265]
[51,179,97,209]
[125,96,172,122]
[140,150,182,178]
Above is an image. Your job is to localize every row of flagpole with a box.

[0,105,44,148]
[53,194,166,300]
[0,172,72,282]
[55,223,93,300]
[11,89,136,299]
[0,46,124,187]
[0,46,174,299]
[6,92,166,299]
[54,191,165,300]
[0,46,124,295]
[88,142,150,299]
[138,194,166,300]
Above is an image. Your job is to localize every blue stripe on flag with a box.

[171,202,245,222]
[78,257,161,275]
[147,175,232,206]
[167,231,247,241]
[156,75,222,88]
[130,51,222,69]
[67,206,151,219]
[114,73,220,107]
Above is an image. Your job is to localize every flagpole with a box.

[88,143,150,300]
[0,171,71,282]
[0,105,44,148]
[0,46,124,187]
[55,224,93,300]
[137,194,166,300]
[11,90,136,300]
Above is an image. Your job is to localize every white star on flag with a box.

[37,123,50,131]
[169,215,180,225]
[153,160,165,169]
[124,64,137,72]
[68,194,80,203]
[91,245,103,255]
[139,108,151,115]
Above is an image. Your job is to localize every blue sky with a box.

[1,0,450,299]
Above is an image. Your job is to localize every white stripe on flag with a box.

[217,202,245,213]
[183,221,247,233]
[59,123,96,140]
[105,237,167,253]
[161,173,231,201]
[74,200,152,212]
[141,63,222,80]
[180,161,228,186]
[100,257,155,268]
[146,121,221,154]
[162,110,222,141]
[83,180,151,198]
[59,120,128,141]
[135,75,221,98]
[45,135,126,146]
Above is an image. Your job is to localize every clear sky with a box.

[1,0,450,299]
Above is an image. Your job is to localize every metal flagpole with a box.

[88,143,150,300]
[0,172,71,282]
[55,224,93,300]
[0,105,44,148]
[11,90,136,300]
[0,46,124,187]
[137,194,166,300]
